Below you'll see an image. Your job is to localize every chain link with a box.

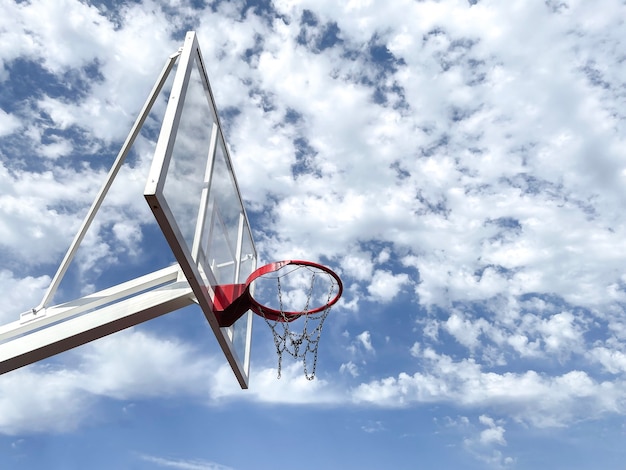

[259,266,337,380]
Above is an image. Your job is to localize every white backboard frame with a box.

[144,31,256,388]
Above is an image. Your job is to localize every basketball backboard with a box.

[145,32,256,388]
[0,31,340,386]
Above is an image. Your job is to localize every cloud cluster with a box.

[1,1,626,466]
[353,345,625,428]
[0,329,214,435]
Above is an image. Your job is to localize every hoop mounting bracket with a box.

[214,284,249,327]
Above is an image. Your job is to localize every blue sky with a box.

[1,0,626,468]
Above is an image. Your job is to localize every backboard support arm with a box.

[0,266,195,374]
[0,48,200,376]
[35,49,182,313]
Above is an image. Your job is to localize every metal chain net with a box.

[257,266,338,380]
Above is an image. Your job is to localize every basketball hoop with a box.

[215,260,343,380]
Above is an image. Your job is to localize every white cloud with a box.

[356,331,375,353]
[1,0,181,149]
[0,270,50,321]
[0,366,93,435]
[258,0,626,316]
[0,164,95,265]
[0,328,217,435]
[341,251,374,282]
[477,415,507,446]
[0,109,20,137]
[78,330,213,400]
[367,270,410,303]
[361,420,385,433]
[535,312,585,355]
[441,415,514,469]
[588,347,626,374]
[37,136,73,160]
[463,415,513,469]
[506,334,541,358]
[340,361,359,377]
[140,455,234,470]
[444,312,485,351]
[376,249,391,265]
[219,362,342,405]
[352,347,624,428]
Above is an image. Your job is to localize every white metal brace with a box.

[0,48,195,375]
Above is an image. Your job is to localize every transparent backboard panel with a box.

[145,32,256,388]
[162,57,215,252]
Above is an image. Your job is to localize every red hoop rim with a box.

[245,260,343,320]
